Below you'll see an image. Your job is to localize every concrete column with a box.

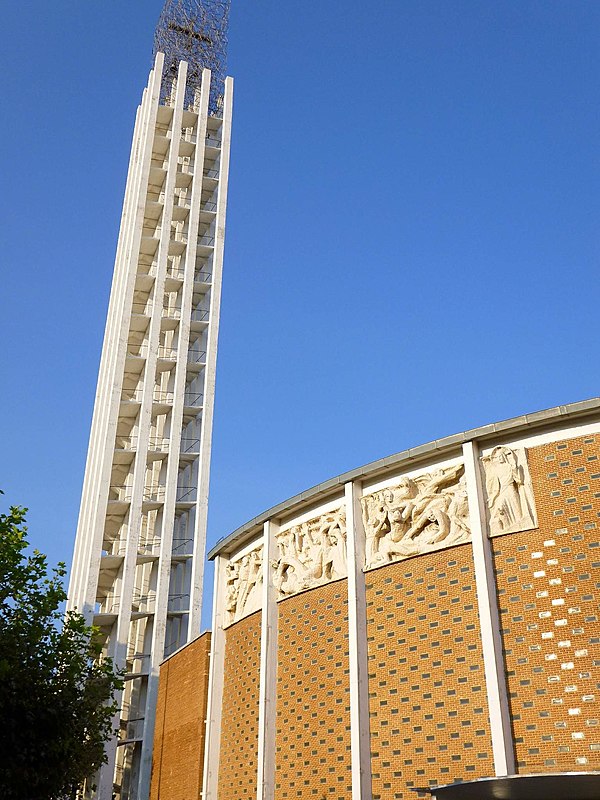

[202,554,227,799]
[67,94,143,613]
[181,65,211,635]
[69,55,163,620]
[257,520,279,800]
[463,440,515,776]
[344,481,373,800]
[137,58,189,800]
[93,58,164,800]
[190,74,234,634]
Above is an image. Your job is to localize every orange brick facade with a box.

[366,544,494,800]
[217,610,262,799]
[275,580,352,800]
[493,434,600,773]
[150,631,211,800]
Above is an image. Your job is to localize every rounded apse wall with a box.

[200,400,600,800]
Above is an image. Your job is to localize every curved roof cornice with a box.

[208,397,600,560]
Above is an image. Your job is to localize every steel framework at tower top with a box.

[153,0,230,115]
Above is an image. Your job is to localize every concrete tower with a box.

[67,3,233,798]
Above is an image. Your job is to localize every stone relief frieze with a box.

[361,463,470,569]
[224,546,263,626]
[271,508,347,599]
[480,446,537,536]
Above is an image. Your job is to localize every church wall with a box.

[366,546,494,800]
[217,610,262,800]
[274,580,352,800]
[149,631,211,800]
[150,401,600,800]
[492,434,600,773]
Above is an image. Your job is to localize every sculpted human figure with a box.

[300,522,321,577]
[361,480,421,567]
[272,509,347,597]
[482,446,535,533]
[270,526,307,594]
[236,549,262,619]
[398,465,461,542]
[447,482,470,541]
[247,551,263,611]
[325,529,346,578]
[278,527,298,561]
[387,478,419,542]
[320,510,347,580]
[377,525,418,560]
[224,547,264,623]
[362,464,471,568]
[271,557,301,597]
[225,562,238,620]
[362,492,391,567]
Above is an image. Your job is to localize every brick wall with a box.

[275,580,352,800]
[149,430,600,797]
[150,631,211,800]
[217,610,262,799]
[366,545,494,800]
[493,434,600,772]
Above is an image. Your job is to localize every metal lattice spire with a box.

[153,0,230,115]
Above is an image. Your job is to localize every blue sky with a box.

[1,1,598,629]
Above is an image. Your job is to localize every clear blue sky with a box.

[1,1,598,629]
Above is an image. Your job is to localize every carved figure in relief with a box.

[481,446,537,535]
[236,549,262,618]
[225,547,263,625]
[225,562,238,619]
[362,464,471,569]
[363,478,415,565]
[362,491,390,566]
[271,555,303,597]
[271,508,347,599]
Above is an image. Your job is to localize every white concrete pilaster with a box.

[344,481,373,800]
[92,58,164,800]
[190,73,234,635]
[463,440,515,776]
[256,520,279,800]
[66,82,142,611]
[137,59,189,800]
[202,554,227,799]
[69,56,162,620]
[166,65,210,645]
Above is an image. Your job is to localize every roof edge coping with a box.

[208,397,600,560]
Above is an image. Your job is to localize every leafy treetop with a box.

[0,495,123,800]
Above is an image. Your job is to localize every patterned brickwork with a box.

[218,610,262,800]
[366,546,494,800]
[493,434,600,772]
[150,632,211,800]
[275,580,352,800]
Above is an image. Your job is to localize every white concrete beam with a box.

[345,481,373,800]
[257,520,279,800]
[201,554,227,799]
[190,73,234,635]
[463,440,516,776]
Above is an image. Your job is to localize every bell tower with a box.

[67,3,233,797]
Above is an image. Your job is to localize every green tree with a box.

[0,496,123,800]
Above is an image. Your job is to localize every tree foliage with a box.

[0,496,123,800]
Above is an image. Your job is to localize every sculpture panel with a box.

[271,508,347,599]
[361,463,470,569]
[224,546,263,626]
[481,446,537,536]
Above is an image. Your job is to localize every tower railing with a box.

[187,348,207,363]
